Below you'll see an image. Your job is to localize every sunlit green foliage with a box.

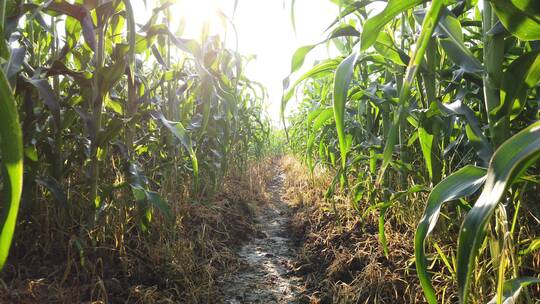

[0,0,271,272]
[285,0,540,302]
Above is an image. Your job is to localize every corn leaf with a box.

[435,8,483,73]
[490,0,540,41]
[418,109,443,184]
[415,165,487,304]
[498,50,540,120]
[360,0,423,51]
[437,100,493,164]
[0,69,23,271]
[487,277,540,304]
[290,25,360,73]
[44,1,96,50]
[282,58,341,115]
[152,110,199,181]
[333,52,358,170]
[457,120,540,303]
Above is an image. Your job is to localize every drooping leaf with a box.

[438,99,493,164]
[127,163,173,229]
[5,48,25,82]
[415,165,487,304]
[36,176,68,207]
[490,0,540,41]
[25,78,61,128]
[361,0,423,51]
[374,31,409,66]
[282,58,341,116]
[291,45,317,73]
[498,50,540,120]
[152,110,199,181]
[457,120,540,303]
[44,1,96,50]
[326,0,371,31]
[290,24,359,73]
[433,8,483,73]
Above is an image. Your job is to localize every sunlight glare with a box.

[172,0,221,38]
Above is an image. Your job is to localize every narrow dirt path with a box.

[220,169,304,303]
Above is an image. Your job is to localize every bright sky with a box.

[133,0,340,125]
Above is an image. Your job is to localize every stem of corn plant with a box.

[482,0,505,147]
[123,0,135,160]
[0,0,5,37]
[90,14,106,209]
[51,15,63,180]
[495,204,509,304]
[378,0,445,184]
[482,4,506,300]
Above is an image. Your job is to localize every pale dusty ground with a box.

[220,170,304,304]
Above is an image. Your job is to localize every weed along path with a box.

[220,170,305,303]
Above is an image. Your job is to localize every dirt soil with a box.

[219,169,306,303]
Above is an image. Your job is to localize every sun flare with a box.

[171,0,221,38]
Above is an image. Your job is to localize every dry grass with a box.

[280,155,431,304]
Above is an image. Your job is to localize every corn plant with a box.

[284,0,540,302]
[0,0,272,277]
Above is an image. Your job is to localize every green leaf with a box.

[333,52,358,170]
[44,1,96,50]
[291,45,317,73]
[313,107,335,131]
[152,111,199,181]
[145,191,173,220]
[282,58,341,116]
[4,48,25,83]
[487,277,540,304]
[121,0,136,82]
[0,70,23,271]
[26,78,61,128]
[418,111,443,184]
[415,165,487,304]
[457,120,540,303]
[360,0,423,51]
[290,25,359,73]
[36,176,68,207]
[490,0,540,41]
[518,238,540,255]
[96,118,124,148]
[307,108,335,172]
[374,31,409,66]
[127,163,173,223]
[329,24,361,39]
[435,8,483,72]
[326,0,371,31]
[100,59,127,96]
[498,50,540,120]
[438,100,493,164]
[379,0,446,182]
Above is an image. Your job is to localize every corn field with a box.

[1,0,540,303]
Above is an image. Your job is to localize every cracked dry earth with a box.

[220,170,305,304]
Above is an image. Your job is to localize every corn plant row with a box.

[0,0,272,272]
[284,0,540,302]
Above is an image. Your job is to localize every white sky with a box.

[133,0,340,125]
